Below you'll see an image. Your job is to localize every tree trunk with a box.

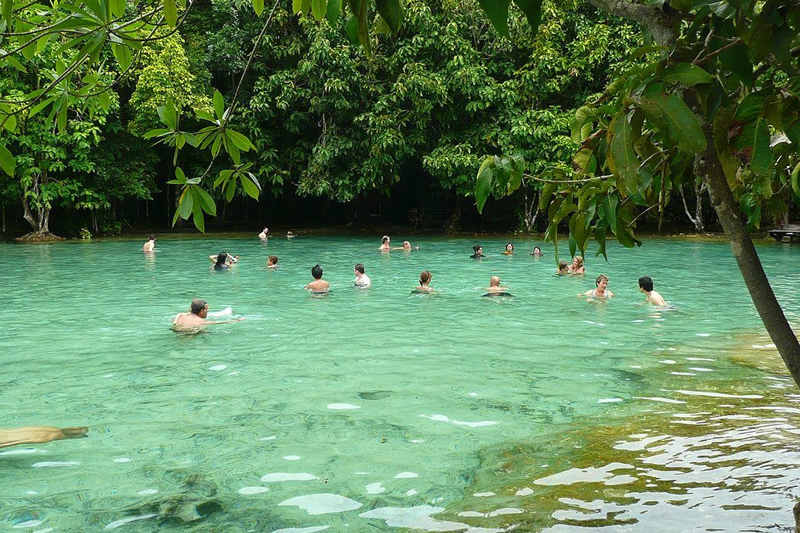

[698,114,800,388]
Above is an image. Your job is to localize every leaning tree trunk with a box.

[698,115,800,388]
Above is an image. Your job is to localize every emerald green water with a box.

[2,236,799,532]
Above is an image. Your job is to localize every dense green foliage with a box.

[0,0,641,235]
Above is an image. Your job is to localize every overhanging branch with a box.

[586,0,679,47]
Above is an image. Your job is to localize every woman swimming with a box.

[581,274,614,299]
[470,245,485,259]
[503,243,514,255]
[209,252,233,270]
[414,270,435,293]
[570,255,585,275]
[379,236,391,251]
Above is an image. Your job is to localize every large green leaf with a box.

[375,0,402,34]
[164,0,177,27]
[609,112,638,195]
[0,143,15,177]
[213,90,225,120]
[311,0,326,20]
[475,157,494,213]
[661,63,713,86]
[749,118,772,176]
[2,0,12,28]
[512,0,542,37]
[348,0,370,54]
[326,0,340,23]
[111,43,132,71]
[639,90,707,154]
[477,0,511,38]
[791,162,800,198]
[253,0,264,15]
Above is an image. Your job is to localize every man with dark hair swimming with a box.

[305,264,330,293]
[639,276,666,306]
[172,299,244,331]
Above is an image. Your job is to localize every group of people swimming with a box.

[151,232,667,331]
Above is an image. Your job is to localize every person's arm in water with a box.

[209,255,218,263]
[0,426,88,449]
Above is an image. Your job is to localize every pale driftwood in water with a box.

[0,426,88,448]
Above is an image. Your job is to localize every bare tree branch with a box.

[586,0,679,47]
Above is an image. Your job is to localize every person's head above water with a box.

[190,299,208,316]
[311,264,323,279]
[148,234,156,242]
[216,252,228,266]
[490,276,501,287]
[382,236,390,244]
[268,255,278,266]
[354,263,365,274]
[596,274,609,286]
[473,244,483,253]
[419,270,432,285]
[638,276,654,292]
[403,241,411,249]
[505,243,514,252]
[533,246,542,254]
[558,261,569,271]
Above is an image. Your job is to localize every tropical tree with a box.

[472,0,800,387]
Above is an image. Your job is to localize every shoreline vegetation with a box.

[2,230,783,244]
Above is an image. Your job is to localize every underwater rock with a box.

[126,470,223,524]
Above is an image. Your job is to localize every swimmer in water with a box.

[267,255,278,269]
[379,236,391,251]
[470,245,485,259]
[287,231,295,239]
[414,270,434,293]
[580,274,614,299]
[569,255,585,275]
[393,240,416,251]
[172,299,245,331]
[305,264,330,293]
[638,276,666,306]
[483,276,512,297]
[354,263,371,287]
[258,227,269,239]
[503,243,514,255]
[142,234,156,253]
[531,246,542,257]
[0,426,88,449]
[556,261,570,275]
[209,252,238,270]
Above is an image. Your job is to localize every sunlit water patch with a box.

[1,236,799,531]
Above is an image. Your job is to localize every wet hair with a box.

[190,299,207,315]
[596,274,609,285]
[311,264,323,279]
[149,234,155,241]
[216,252,228,267]
[419,270,432,285]
[490,276,501,286]
[354,263,365,274]
[268,255,278,265]
[558,261,569,270]
[533,247,541,253]
[639,276,654,292]
[573,256,584,267]
[473,244,482,253]
[506,242,514,251]
[382,236,390,244]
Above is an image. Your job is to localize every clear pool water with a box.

[1,235,799,533]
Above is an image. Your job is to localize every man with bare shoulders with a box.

[639,276,666,306]
[305,264,330,293]
[172,299,244,331]
[142,234,156,253]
